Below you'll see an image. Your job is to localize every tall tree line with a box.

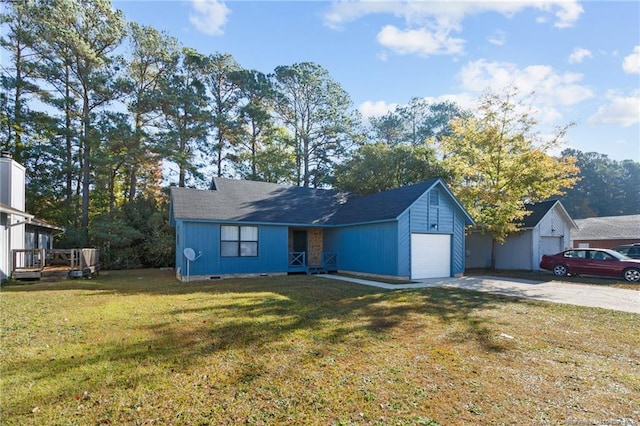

[0,0,363,263]
[1,0,637,269]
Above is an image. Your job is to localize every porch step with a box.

[307,266,327,275]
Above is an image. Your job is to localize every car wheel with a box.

[553,264,568,277]
[623,268,640,283]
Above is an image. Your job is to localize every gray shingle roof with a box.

[573,214,640,240]
[171,178,346,225]
[521,200,559,228]
[329,179,439,225]
[170,177,462,226]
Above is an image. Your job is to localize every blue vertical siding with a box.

[177,221,289,276]
[402,183,466,277]
[173,180,472,279]
[452,211,466,275]
[409,187,455,234]
[329,222,398,276]
[397,212,411,277]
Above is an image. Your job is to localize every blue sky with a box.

[113,0,640,161]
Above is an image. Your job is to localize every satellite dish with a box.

[182,248,201,282]
[183,247,196,261]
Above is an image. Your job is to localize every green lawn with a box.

[1,270,638,425]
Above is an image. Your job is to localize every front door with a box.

[292,230,308,256]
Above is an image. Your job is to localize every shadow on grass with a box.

[2,269,530,350]
[1,269,528,415]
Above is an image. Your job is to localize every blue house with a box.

[169,178,474,281]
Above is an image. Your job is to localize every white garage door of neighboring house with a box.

[540,236,563,257]
[411,234,451,279]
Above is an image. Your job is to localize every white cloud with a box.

[458,59,594,123]
[323,1,582,59]
[568,47,592,64]
[189,0,230,36]
[589,91,640,127]
[358,100,398,119]
[376,25,464,57]
[550,1,584,28]
[460,60,593,104]
[622,46,640,74]
[324,0,583,56]
[487,30,506,46]
[324,1,582,29]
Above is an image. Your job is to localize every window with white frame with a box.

[221,225,258,257]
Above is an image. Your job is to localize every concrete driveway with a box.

[318,274,640,314]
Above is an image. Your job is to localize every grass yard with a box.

[1,270,638,425]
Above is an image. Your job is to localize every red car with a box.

[540,248,640,282]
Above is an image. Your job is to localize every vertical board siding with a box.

[543,206,572,249]
[1,213,8,281]
[179,222,288,276]
[397,212,411,277]
[410,187,455,234]
[452,212,466,275]
[331,222,398,276]
[438,197,455,233]
[405,184,461,277]
[410,193,429,233]
[465,233,492,269]
[495,231,533,270]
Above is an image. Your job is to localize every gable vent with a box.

[430,190,439,206]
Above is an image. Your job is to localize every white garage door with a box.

[411,234,451,279]
[540,236,563,256]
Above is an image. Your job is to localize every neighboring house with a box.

[466,200,576,271]
[0,152,62,282]
[26,218,62,250]
[572,214,640,248]
[170,177,474,281]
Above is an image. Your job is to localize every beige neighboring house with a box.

[572,214,640,249]
[466,200,577,271]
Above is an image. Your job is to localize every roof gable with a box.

[521,200,576,229]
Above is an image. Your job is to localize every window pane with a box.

[221,241,239,257]
[221,226,238,241]
[240,226,258,241]
[240,242,258,257]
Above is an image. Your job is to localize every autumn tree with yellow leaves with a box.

[435,89,580,268]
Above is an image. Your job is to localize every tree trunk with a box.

[65,65,73,209]
[302,136,310,187]
[490,238,498,271]
[81,92,90,230]
[129,113,143,202]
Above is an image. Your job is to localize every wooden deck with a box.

[12,248,100,280]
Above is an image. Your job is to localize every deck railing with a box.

[12,249,46,271]
[288,251,307,272]
[322,252,337,271]
[288,251,337,273]
[12,248,100,278]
